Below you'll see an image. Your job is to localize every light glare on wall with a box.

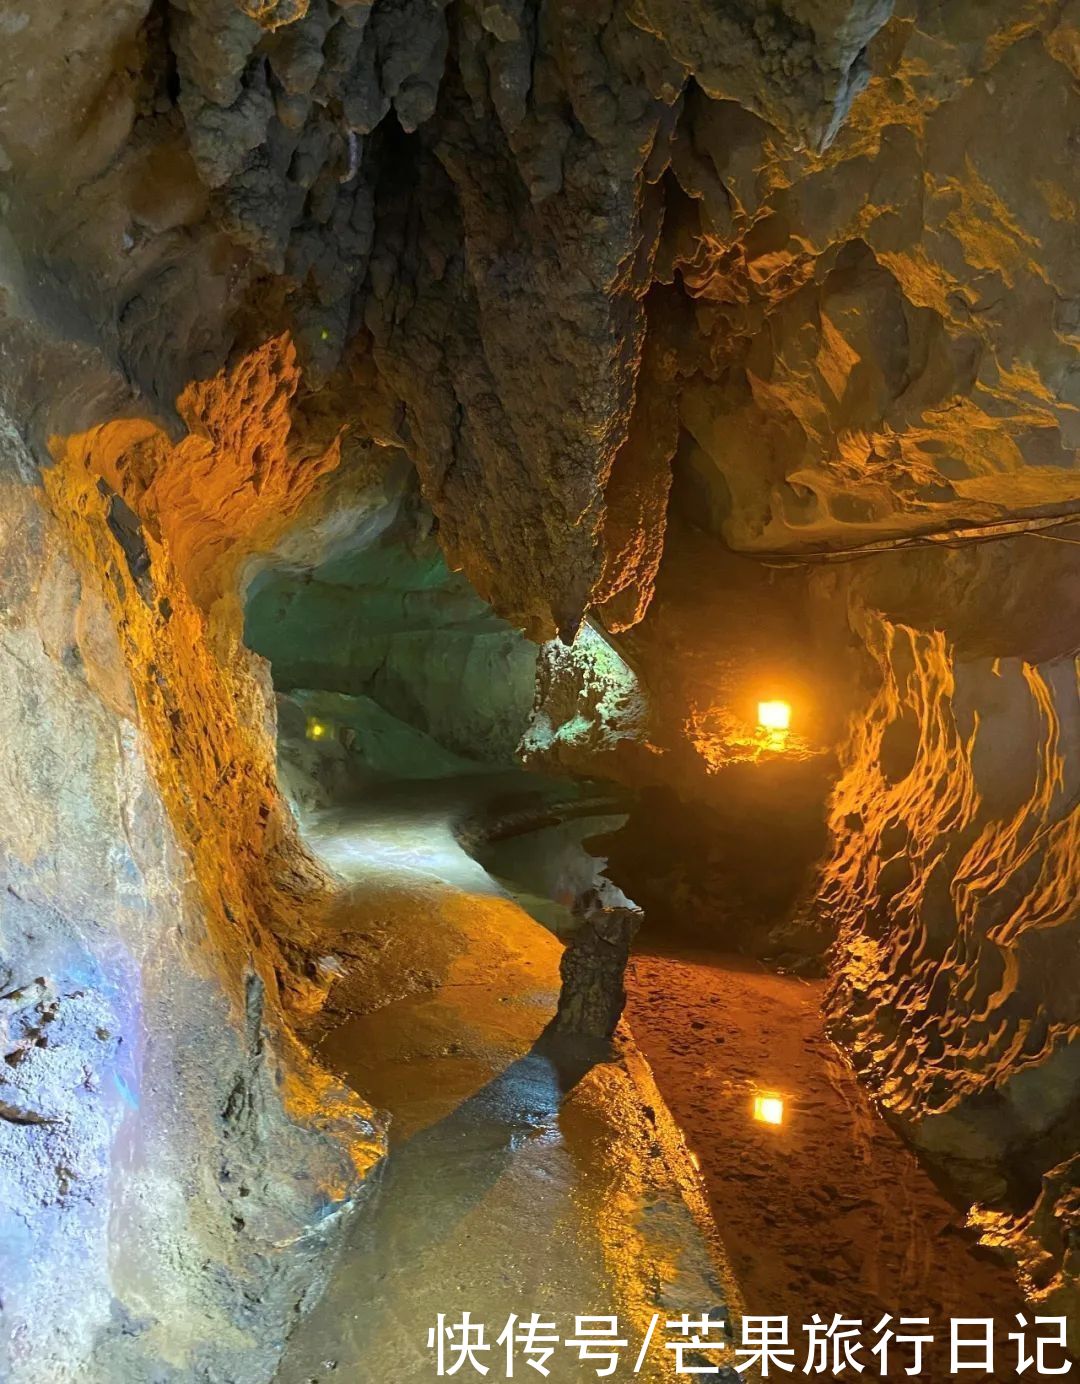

[753,1093,785,1127]
[306,717,330,741]
[757,700,791,733]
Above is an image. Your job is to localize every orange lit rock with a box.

[818,555,1080,1318]
[44,338,382,1171]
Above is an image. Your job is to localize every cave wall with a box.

[6,0,1080,633]
[0,0,909,643]
[245,497,540,783]
[817,538,1080,1329]
[825,619,1080,1168]
[662,2,1080,558]
[0,347,383,1381]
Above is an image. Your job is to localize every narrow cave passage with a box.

[243,486,632,917]
[243,494,728,1383]
[242,490,1050,1384]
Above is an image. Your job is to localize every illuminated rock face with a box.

[0,0,906,640]
[0,352,383,1382]
[5,3,1080,625]
[7,2,1080,625]
[816,538,1080,1331]
[826,622,1080,1143]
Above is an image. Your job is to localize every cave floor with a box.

[275,786,745,1383]
[625,950,1031,1383]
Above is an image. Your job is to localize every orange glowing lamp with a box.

[753,1093,786,1127]
[757,700,792,733]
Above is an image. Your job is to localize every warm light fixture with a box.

[753,1093,786,1127]
[757,700,791,733]
[306,717,330,741]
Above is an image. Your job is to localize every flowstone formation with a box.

[6,0,1080,618]
[817,536,1080,1336]
[0,0,906,639]
[4,0,1080,1373]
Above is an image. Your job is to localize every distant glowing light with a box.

[306,717,331,741]
[757,700,792,733]
[753,1093,786,1127]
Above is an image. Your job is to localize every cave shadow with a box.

[276,1026,620,1378]
[352,1024,612,1265]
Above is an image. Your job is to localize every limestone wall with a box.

[0,358,382,1381]
[820,546,1080,1332]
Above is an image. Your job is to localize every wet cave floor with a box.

[273,777,1035,1382]
[275,783,733,1384]
[625,951,1030,1382]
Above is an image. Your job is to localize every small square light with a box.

[753,1094,785,1127]
[306,717,330,741]
[757,700,791,733]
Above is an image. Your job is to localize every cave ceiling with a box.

[1,0,1079,638]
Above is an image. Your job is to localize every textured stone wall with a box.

[6,0,1080,633]
[818,539,1080,1333]
[0,348,383,1380]
[660,2,1080,560]
[0,0,906,642]
[825,623,1080,1142]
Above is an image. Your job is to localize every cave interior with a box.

[3,0,1080,1380]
